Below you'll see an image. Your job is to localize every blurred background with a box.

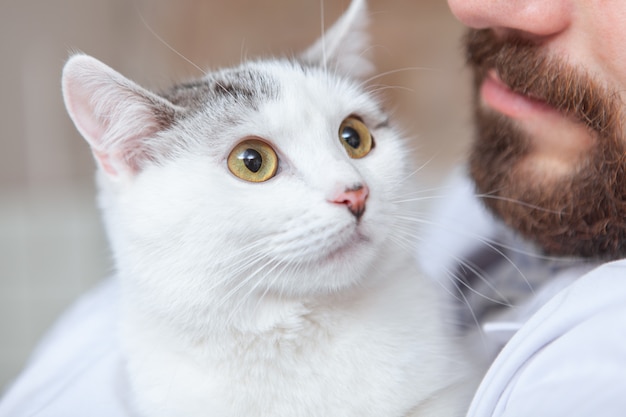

[0,0,472,390]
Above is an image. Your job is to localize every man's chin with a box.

[512,153,582,185]
[470,108,626,260]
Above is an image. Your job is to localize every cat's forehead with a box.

[159,60,376,122]
[160,63,280,113]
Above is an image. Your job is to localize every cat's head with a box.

[62,0,413,310]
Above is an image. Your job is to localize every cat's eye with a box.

[339,116,373,159]
[228,139,278,182]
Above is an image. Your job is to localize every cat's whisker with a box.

[393,213,440,225]
[214,254,276,312]
[216,236,299,305]
[389,212,490,321]
[386,233,415,256]
[367,83,416,95]
[474,192,565,214]
[413,152,441,173]
[392,184,456,199]
[449,258,513,307]
[319,0,328,75]
[438,264,489,345]
[240,38,249,64]
[401,196,575,262]
[210,233,279,264]
[204,250,264,286]
[362,66,443,86]
[479,240,582,263]
[225,259,285,326]
[132,0,205,75]
[409,228,514,307]
[397,212,535,297]
[386,220,500,344]
[248,267,286,322]
[214,81,240,103]
[249,259,315,321]
[198,241,278,297]
[219,244,275,274]
[213,226,342,316]
[392,194,454,205]
[394,159,440,187]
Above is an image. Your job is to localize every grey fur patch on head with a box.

[159,64,280,119]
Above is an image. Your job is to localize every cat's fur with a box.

[62,1,475,416]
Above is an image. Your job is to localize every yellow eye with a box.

[339,116,373,159]
[227,138,278,182]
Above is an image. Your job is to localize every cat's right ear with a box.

[300,0,373,78]
[62,54,181,180]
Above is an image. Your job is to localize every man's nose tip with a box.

[447,0,571,38]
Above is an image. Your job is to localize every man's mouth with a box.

[479,69,596,168]
[480,70,559,120]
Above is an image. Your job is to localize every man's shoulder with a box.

[469,259,626,417]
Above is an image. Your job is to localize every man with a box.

[418,0,626,415]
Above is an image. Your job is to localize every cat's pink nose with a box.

[331,184,369,220]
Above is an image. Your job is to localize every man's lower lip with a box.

[480,71,556,119]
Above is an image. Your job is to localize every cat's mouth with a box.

[321,231,371,263]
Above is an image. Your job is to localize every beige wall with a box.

[1,0,471,189]
[0,0,472,389]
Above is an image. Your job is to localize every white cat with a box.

[61,1,475,416]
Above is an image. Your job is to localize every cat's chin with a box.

[318,230,371,265]
[285,232,387,296]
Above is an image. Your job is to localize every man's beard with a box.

[465,29,626,259]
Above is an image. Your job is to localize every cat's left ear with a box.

[300,0,374,78]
